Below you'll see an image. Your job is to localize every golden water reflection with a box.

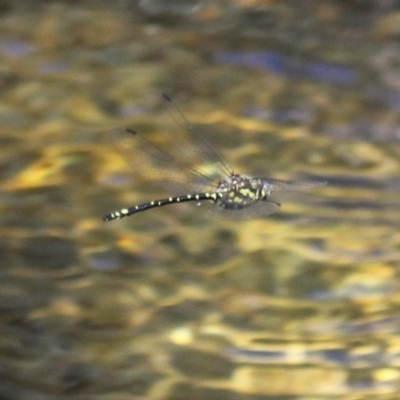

[1,2,400,399]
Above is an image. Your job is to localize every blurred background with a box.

[1,1,400,399]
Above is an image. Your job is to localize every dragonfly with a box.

[103,94,326,222]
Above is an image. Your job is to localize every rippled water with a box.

[1,1,400,399]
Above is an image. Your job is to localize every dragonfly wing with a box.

[261,178,327,192]
[107,127,212,194]
[209,200,280,220]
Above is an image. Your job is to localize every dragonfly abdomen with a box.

[103,192,221,221]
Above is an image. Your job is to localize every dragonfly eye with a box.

[262,182,273,196]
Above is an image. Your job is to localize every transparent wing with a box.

[260,178,327,192]
[149,94,233,180]
[107,127,214,194]
[209,200,281,220]
[106,94,235,195]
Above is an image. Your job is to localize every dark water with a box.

[1,1,400,399]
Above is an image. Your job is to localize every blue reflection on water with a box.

[216,51,359,86]
[0,38,36,58]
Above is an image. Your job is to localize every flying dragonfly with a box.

[103,95,326,221]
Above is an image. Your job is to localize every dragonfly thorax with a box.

[214,174,268,210]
